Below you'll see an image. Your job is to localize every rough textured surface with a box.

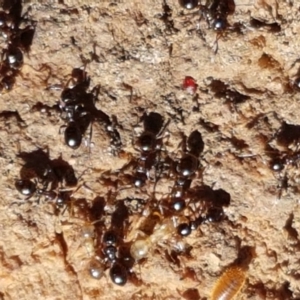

[1,0,300,299]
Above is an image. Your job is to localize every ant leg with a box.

[82,118,94,155]
[277,171,289,201]
[91,84,100,102]
[9,199,28,208]
[89,120,94,154]
[123,83,133,103]
[119,153,136,173]
[59,124,67,135]
[37,64,54,87]
[212,32,222,54]
[109,115,122,153]
[157,118,171,140]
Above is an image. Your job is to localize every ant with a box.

[202,0,236,32]
[176,185,231,236]
[265,121,300,199]
[0,0,36,92]
[14,149,78,206]
[14,178,59,205]
[0,45,23,89]
[179,0,235,31]
[0,1,36,47]
[93,200,132,286]
[59,68,122,152]
[167,130,204,214]
[179,0,240,52]
[122,112,169,188]
[248,113,300,200]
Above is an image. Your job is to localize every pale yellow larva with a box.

[210,266,246,300]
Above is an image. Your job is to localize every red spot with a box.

[182,76,197,94]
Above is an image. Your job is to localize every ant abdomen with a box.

[137,132,157,153]
[64,122,82,149]
[176,154,199,178]
[110,262,128,286]
[15,179,36,196]
[178,0,198,10]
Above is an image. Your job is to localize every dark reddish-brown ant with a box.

[169,179,230,236]
[59,68,97,149]
[0,0,36,47]
[59,68,122,152]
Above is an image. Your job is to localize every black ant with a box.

[179,0,235,30]
[122,112,169,188]
[179,0,241,52]
[14,149,78,207]
[248,113,300,200]
[176,185,231,236]
[168,130,204,214]
[94,200,132,286]
[14,178,85,217]
[59,68,122,152]
[0,0,36,92]
[202,0,236,32]
[265,121,300,199]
